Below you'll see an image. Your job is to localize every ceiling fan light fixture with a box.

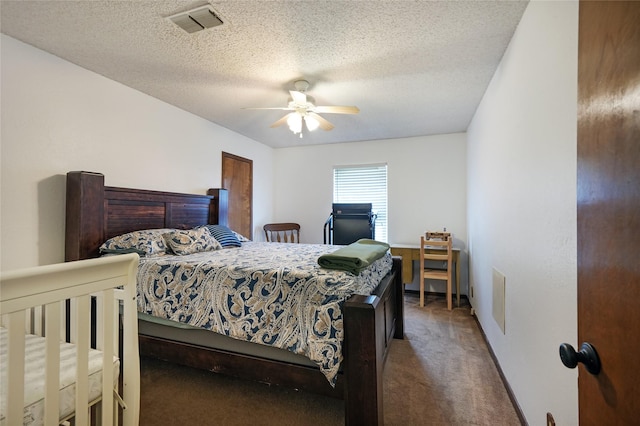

[304,115,320,131]
[287,113,303,134]
[245,78,358,136]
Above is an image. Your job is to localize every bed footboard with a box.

[0,254,140,426]
[343,256,404,425]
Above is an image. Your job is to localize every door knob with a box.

[559,342,601,375]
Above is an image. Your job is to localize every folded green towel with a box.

[318,239,390,275]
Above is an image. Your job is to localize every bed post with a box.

[343,294,384,425]
[65,171,105,261]
[207,188,228,226]
[343,256,403,425]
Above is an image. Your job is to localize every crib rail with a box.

[0,254,140,426]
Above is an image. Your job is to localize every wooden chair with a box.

[420,232,454,309]
[263,223,300,243]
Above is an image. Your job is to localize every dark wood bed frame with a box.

[64,171,404,426]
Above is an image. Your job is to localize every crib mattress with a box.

[0,328,120,425]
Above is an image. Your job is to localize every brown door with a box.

[576,1,640,423]
[221,152,253,239]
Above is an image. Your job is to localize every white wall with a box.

[0,35,274,270]
[467,2,578,425]
[273,133,468,293]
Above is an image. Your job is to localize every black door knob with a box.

[559,342,601,375]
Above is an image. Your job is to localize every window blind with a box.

[333,164,388,242]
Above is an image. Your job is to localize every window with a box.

[333,164,388,243]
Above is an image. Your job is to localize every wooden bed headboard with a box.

[65,171,228,261]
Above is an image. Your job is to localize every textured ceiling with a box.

[1,1,528,148]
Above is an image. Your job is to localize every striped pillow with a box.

[202,225,242,247]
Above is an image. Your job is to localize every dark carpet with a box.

[139,293,521,425]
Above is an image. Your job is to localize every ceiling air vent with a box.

[168,5,223,33]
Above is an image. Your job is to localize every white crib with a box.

[0,254,140,426]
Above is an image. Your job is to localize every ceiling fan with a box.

[245,80,359,137]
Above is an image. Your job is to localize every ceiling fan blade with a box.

[314,105,360,114]
[270,113,294,128]
[308,112,334,131]
[242,107,293,110]
[290,90,307,105]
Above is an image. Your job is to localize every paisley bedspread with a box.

[136,242,393,385]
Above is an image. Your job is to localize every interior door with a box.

[221,152,253,239]
[576,1,640,423]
